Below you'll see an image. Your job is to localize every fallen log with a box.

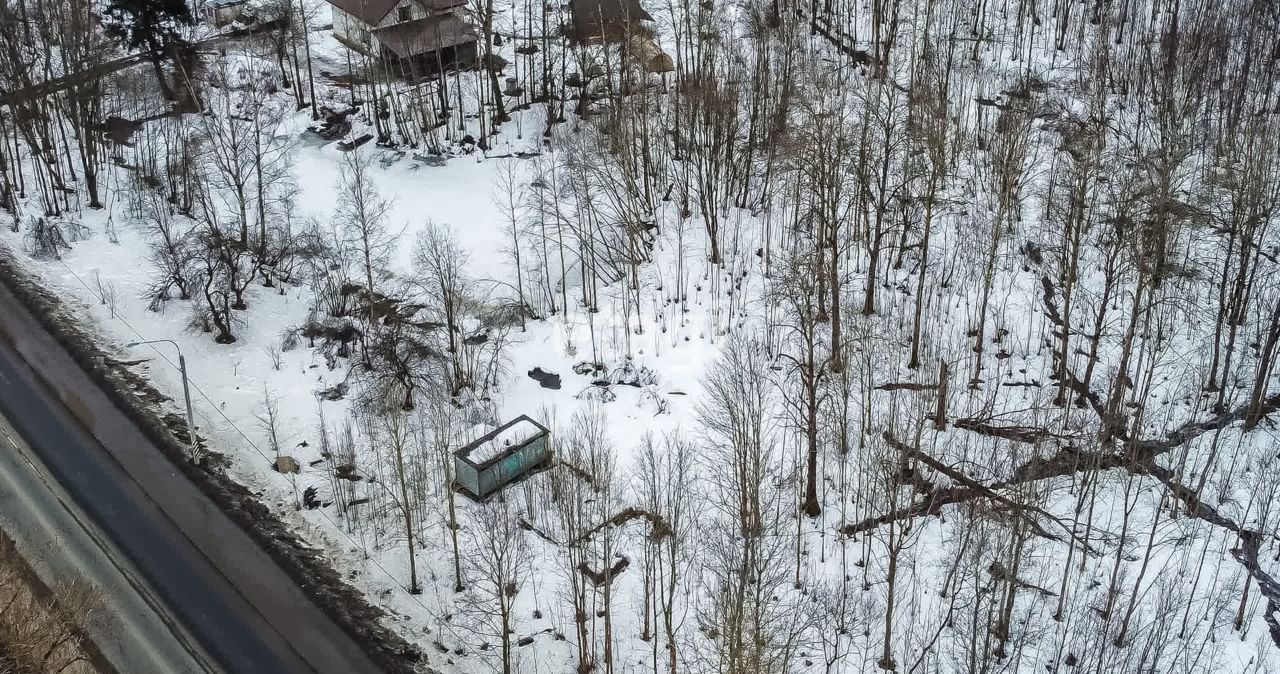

[953,418,1055,444]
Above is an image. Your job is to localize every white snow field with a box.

[1,0,1279,671]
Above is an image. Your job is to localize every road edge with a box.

[0,249,425,672]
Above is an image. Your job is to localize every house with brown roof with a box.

[567,0,653,43]
[566,0,671,75]
[327,0,477,67]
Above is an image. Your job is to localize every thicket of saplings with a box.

[1,0,1279,670]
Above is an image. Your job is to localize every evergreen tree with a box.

[103,0,193,100]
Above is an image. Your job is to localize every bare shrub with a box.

[92,270,120,318]
[23,217,71,260]
[265,342,283,370]
[0,538,102,673]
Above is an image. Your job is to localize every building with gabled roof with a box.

[567,0,653,43]
[202,0,249,27]
[326,0,477,67]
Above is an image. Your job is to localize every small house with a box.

[326,0,477,68]
[453,416,551,499]
[567,0,653,43]
[203,0,248,26]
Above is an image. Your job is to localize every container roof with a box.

[455,415,549,468]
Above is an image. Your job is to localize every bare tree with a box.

[382,408,425,594]
[772,253,834,518]
[463,496,531,674]
[495,160,529,330]
[335,148,396,301]
[636,431,703,674]
[412,221,472,395]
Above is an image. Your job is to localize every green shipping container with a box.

[453,415,551,499]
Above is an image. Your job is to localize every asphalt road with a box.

[0,282,387,673]
[0,413,214,673]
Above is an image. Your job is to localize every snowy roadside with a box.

[0,245,428,671]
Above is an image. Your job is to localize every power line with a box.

[51,257,457,636]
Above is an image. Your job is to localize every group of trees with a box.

[1,0,1280,670]
[459,0,1280,669]
[0,0,196,216]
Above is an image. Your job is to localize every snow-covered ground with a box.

[2,0,1279,671]
[0,65,725,673]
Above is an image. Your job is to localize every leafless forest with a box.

[2,0,1280,671]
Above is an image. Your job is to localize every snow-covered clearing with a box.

[0,68,723,672]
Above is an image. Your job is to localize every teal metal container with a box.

[453,415,551,498]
